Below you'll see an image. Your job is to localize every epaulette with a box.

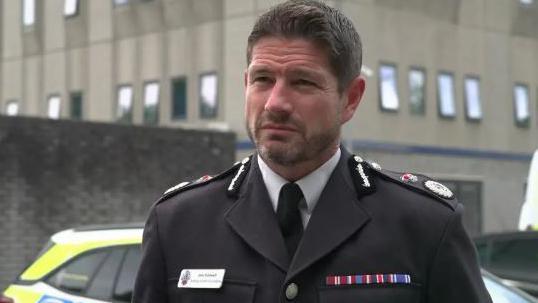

[350,154,457,210]
[157,155,253,203]
[348,155,376,199]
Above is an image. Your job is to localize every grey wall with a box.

[0,116,235,291]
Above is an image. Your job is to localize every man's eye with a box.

[295,79,315,86]
[252,76,272,83]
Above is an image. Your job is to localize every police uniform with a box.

[132,148,492,303]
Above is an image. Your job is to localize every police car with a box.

[1,224,143,303]
[2,224,537,303]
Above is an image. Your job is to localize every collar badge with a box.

[401,173,418,183]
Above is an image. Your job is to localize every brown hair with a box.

[246,0,362,93]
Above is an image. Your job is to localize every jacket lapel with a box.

[225,157,289,272]
[286,152,372,279]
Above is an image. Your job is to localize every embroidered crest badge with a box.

[180,270,191,286]
[424,180,454,199]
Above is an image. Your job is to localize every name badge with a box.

[177,269,226,289]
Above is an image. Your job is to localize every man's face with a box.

[245,37,356,166]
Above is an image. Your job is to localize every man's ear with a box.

[244,69,248,88]
[341,76,366,123]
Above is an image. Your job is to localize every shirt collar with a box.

[258,148,341,214]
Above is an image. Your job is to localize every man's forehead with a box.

[251,37,329,58]
[248,37,331,70]
[248,64,323,78]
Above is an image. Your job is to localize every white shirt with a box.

[257,148,341,228]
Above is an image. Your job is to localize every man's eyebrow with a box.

[248,65,272,74]
[288,68,326,81]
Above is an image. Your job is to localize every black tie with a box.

[277,183,304,258]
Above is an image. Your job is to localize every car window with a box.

[483,276,535,303]
[86,247,126,300]
[489,239,538,282]
[113,246,141,302]
[475,242,488,264]
[46,250,108,294]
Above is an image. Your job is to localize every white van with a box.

[519,149,538,231]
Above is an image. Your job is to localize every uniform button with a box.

[285,282,299,300]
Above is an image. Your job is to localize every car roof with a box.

[474,230,538,243]
[51,224,143,245]
[71,222,145,232]
[18,223,143,281]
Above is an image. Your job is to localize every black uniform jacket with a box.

[133,149,492,303]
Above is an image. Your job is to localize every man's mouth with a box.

[260,123,297,132]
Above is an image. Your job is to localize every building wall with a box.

[0,0,536,230]
[1,0,535,148]
[0,116,235,291]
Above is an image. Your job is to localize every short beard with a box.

[246,117,340,167]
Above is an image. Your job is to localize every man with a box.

[133,1,492,302]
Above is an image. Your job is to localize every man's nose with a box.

[264,80,293,114]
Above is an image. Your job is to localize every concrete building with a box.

[0,0,537,234]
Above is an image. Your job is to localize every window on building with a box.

[437,72,456,118]
[378,64,399,111]
[143,82,160,125]
[464,76,482,121]
[64,0,79,17]
[23,0,36,26]
[439,180,482,236]
[199,73,218,119]
[171,77,187,120]
[47,95,61,119]
[114,0,129,6]
[70,92,83,120]
[6,100,19,116]
[408,68,426,115]
[514,84,530,128]
[117,85,133,123]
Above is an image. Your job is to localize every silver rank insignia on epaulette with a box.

[369,162,382,171]
[164,181,190,195]
[348,154,376,198]
[226,156,251,197]
[424,180,454,199]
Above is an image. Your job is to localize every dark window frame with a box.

[116,84,134,123]
[47,94,62,120]
[463,75,482,122]
[171,76,188,120]
[436,71,457,119]
[142,80,160,125]
[408,66,426,116]
[513,82,531,128]
[438,179,483,236]
[22,0,36,27]
[377,62,399,113]
[69,91,83,120]
[64,0,80,18]
[113,0,130,7]
[199,71,219,119]
[5,99,20,116]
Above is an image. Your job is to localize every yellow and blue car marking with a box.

[3,226,142,303]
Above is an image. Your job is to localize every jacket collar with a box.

[225,149,374,276]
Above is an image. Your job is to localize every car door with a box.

[40,245,141,303]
